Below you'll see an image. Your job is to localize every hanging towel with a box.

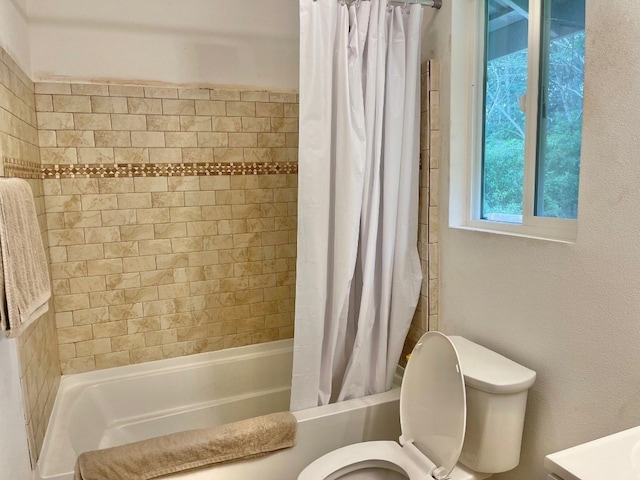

[0,178,51,334]
[74,411,297,480]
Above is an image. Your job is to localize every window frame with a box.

[460,0,579,242]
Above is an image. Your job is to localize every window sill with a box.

[451,221,576,244]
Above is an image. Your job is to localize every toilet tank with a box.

[449,336,536,474]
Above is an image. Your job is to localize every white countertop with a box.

[545,426,640,480]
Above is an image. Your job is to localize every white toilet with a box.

[298,332,536,480]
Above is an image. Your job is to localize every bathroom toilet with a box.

[298,332,536,480]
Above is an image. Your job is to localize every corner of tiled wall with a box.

[0,45,61,465]
[403,59,440,363]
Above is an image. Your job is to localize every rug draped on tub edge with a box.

[75,411,297,480]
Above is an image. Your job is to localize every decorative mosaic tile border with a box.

[3,157,42,180]
[41,162,298,179]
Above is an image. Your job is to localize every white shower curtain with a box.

[291,0,423,411]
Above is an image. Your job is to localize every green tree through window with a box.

[482,0,584,221]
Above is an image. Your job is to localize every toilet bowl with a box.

[298,332,536,480]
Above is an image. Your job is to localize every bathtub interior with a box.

[36,339,403,480]
[37,340,294,480]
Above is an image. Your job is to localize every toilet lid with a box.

[400,332,466,479]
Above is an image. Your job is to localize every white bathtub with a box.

[36,339,402,480]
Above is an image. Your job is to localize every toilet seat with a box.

[298,332,467,480]
[298,441,436,480]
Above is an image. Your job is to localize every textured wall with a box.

[431,1,640,479]
[36,82,298,374]
[0,44,60,466]
[27,0,299,90]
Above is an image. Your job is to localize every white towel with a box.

[0,178,51,335]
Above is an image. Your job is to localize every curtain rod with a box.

[320,0,442,10]
[388,0,442,8]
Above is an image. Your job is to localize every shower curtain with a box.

[291,0,423,411]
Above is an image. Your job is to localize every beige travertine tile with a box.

[72,84,109,96]
[134,177,168,192]
[271,117,298,133]
[135,207,170,224]
[95,351,131,369]
[81,194,117,211]
[228,133,257,147]
[53,95,92,113]
[74,113,112,130]
[56,130,95,147]
[130,346,163,364]
[73,307,110,325]
[147,148,180,164]
[95,131,131,147]
[127,317,161,334]
[40,147,77,164]
[123,256,157,273]
[181,147,212,163]
[109,85,144,97]
[39,130,57,147]
[145,87,178,99]
[180,116,211,132]
[118,192,152,209]
[194,100,225,116]
[61,357,95,374]
[106,273,141,290]
[111,114,147,131]
[75,338,111,357]
[269,92,297,103]
[256,102,283,118]
[163,99,195,116]
[284,104,299,118]
[114,147,149,164]
[99,178,135,194]
[111,334,145,352]
[146,115,180,132]
[165,132,197,148]
[34,82,69,95]
[131,131,165,148]
[128,97,162,115]
[57,325,93,344]
[91,96,128,114]
[85,227,121,244]
[93,321,128,339]
[179,88,210,100]
[37,112,74,130]
[257,133,286,148]
[211,117,242,132]
[90,290,125,307]
[120,225,154,241]
[240,91,269,102]
[77,147,115,164]
[241,117,270,133]
[196,132,228,147]
[150,192,184,209]
[210,89,240,101]
[35,94,53,112]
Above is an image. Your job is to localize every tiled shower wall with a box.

[403,60,440,359]
[36,83,298,374]
[0,46,61,463]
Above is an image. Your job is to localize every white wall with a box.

[432,0,640,479]
[0,0,31,74]
[27,0,300,90]
[0,2,34,476]
[0,339,33,480]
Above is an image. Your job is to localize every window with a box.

[464,0,585,240]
